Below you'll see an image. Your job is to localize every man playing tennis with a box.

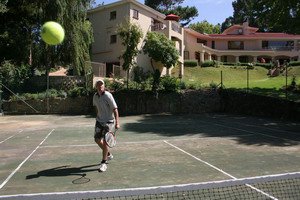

[93,79,120,172]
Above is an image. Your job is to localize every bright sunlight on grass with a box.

[173,66,300,89]
[172,65,300,101]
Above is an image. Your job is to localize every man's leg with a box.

[102,140,109,161]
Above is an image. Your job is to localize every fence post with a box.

[247,67,249,93]
[220,70,223,88]
[285,63,288,99]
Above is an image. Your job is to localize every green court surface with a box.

[0,113,299,198]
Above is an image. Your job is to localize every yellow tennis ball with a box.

[41,21,65,45]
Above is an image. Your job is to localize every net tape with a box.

[0,172,299,200]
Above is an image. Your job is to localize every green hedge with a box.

[289,61,300,66]
[184,60,198,67]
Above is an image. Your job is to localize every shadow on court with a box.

[122,114,300,147]
[26,164,99,180]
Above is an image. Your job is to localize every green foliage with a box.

[189,20,221,34]
[106,79,125,92]
[246,63,254,69]
[227,0,300,34]
[0,1,38,65]
[143,32,179,69]
[152,69,161,92]
[201,60,215,68]
[117,19,143,72]
[145,0,198,26]
[133,66,151,90]
[10,89,67,101]
[0,60,31,93]
[254,62,272,69]
[209,81,218,89]
[0,0,7,13]
[289,61,300,66]
[160,76,180,92]
[0,0,93,76]
[58,2,94,75]
[184,60,198,67]
[67,86,89,97]
[201,60,222,68]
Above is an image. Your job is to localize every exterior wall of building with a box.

[88,0,185,78]
[184,25,300,65]
[89,0,300,79]
[89,3,129,63]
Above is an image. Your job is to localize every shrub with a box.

[67,87,87,97]
[222,62,236,66]
[160,76,180,92]
[110,79,124,92]
[209,81,218,89]
[184,60,198,67]
[246,63,254,69]
[289,61,300,67]
[133,66,151,89]
[201,60,215,68]
[255,62,272,69]
[0,60,31,93]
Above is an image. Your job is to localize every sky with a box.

[95,0,234,25]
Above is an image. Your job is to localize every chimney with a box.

[242,21,249,35]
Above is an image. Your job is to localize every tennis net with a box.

[1,172,299,200]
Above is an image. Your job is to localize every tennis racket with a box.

[105,129,118,148]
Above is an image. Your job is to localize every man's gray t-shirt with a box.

[93,91,118,123]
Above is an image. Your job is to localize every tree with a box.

[189,20,221,34]
[38,0,94,75]
[221,17,234,32]
[222,0,300,34]
[145,0,198,27]
[116,19,143,87]
[0,0,94,76]
[0,1,39,65]
[143,32,179,70]
[0,0,7,13]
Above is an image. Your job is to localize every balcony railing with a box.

[262,46,297,51]
[171,22,181,34]
[151,23,165,31]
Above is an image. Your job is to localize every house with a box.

[184,21,300,65]
[88,0,300,79]
[87,0,184,78]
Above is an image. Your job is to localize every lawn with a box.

[172,65,300,101]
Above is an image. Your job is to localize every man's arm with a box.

[113,108,120,129]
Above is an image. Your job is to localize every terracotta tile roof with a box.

[208,32,300,39]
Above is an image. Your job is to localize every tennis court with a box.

[0,113,299,199]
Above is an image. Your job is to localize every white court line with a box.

[164,140,278,200]
[0,130,23,144]
[234,121,299,136]
[39,134,254,148]
[206,121,296,142]
[0,129,55,190]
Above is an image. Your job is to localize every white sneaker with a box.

[108,153,113,161]
[99,163,107,172]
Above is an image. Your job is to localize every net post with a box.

[0,82,3,116]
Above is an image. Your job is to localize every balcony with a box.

[151,23,166,32]
[262,46,297,51]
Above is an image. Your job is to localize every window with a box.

[262,41,268,49]
[197,38,207,45]
[133,9,139,19]
[228,41,244,50]
[212,41,215,49]
[262,40,294,50]
[239,56,249,63]
[184,51,190,60]
[110,35,117,44]
[110,11,116,20]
